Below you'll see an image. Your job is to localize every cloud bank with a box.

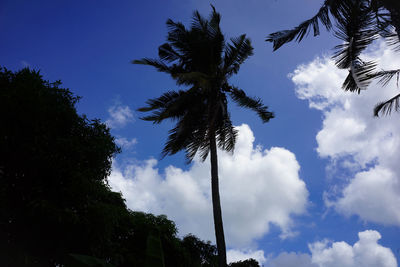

[109,124,309,248]
[267,230,397,267]
[291,41,400,226]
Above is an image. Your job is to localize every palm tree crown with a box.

[266,0,400,116]
[135,6,273,162]
[134,6,273,267]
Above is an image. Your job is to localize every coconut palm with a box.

[266,0,400,116]
[133,6,273,266]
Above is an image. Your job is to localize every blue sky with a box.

[2,0,400,266]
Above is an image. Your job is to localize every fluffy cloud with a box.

[291,41,400,226]
[266,230,397,267]
[106,103,134,129]
[109,124,308,248]
[310,230,397,267]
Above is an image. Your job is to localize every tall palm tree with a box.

[266,0,400,116]
[133,6,274,267]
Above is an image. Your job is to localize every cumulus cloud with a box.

[106,103,134,129]
[266,230,397,267]
[109,124,309,248]
[291,41,400,226]
[310,230,397,267]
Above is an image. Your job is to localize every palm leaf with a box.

[370,69,400,86]
[229,87,274,123]
[374,93,400,116]
[332,1,378,70]
[158,43,181,62]
[342,60,377,92]
[173,71,211,87]
[223,35,254,76]
[266,1,332,50]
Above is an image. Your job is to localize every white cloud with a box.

[115,137,137,149]
[291,41,400,226]
[266,230,397,267]
[309,230,397,267]
[227,249,266,265]
[109,124,309,248]
[106,103,134,129]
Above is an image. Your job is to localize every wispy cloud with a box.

[115,137,137,150]
[106,103,134,129]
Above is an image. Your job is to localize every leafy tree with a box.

[134,6,274,266]
[266,0,400,116]
[0,67,126,266]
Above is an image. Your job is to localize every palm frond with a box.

[133,58,173,73]
[192,10,209,33]
[342,60,377,93]
[208,4,221,35]
[158,43,181,62]
[133,58,186,78]
[162,102,209,162]
[166,19,191,57]
[223,35,253,76]
[374,93,400,116]
[381,28,400,51]
[138,88,202,124]
[229,87,274,123]
[173,71,210,87]
[333,1,378,70]
[370,69,400,86]
[266,1,331,50]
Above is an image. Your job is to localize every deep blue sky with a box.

[2,0,399,265]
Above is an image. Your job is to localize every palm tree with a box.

[133,6,274,267]
[266,0,400,116]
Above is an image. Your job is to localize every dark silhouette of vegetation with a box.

[0,67,260,266]
[267,0,400,116]
[0,67,125,265]
[134,6,273,266]
[228,259,260,267]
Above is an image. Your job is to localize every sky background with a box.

[1,0,400,266]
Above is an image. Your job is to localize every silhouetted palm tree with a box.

[134,6,273,267]
[266,0,400,116]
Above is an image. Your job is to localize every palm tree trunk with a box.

[209,131,227,267]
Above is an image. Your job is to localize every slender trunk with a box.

[209,131,227,267]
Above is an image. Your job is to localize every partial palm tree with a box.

[266,0,400,116]
[133,6,274,267]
